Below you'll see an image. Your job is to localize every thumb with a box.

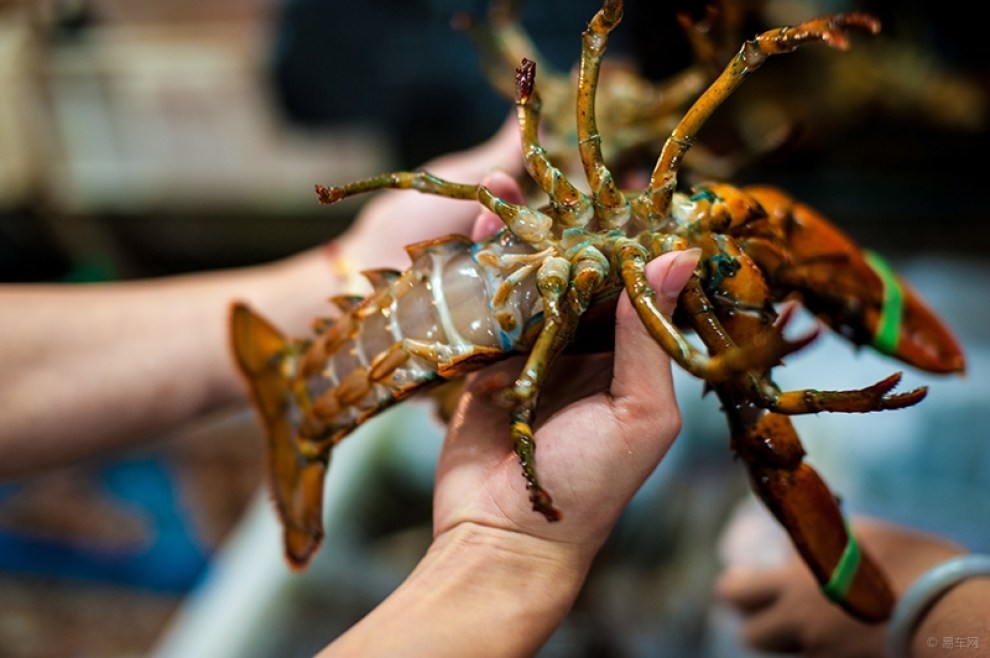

[611,248,701,401]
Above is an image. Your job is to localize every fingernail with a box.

[660,248,701,300]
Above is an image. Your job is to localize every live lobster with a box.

[230,1,965,623]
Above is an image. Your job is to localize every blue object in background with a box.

[0,456,211,593]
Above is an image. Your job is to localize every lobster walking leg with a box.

[514,58,593,226]
[317,172,556,250]
[576,0,628,220]
[504,255,578,520]
[768,372,926,414]
[645,13,880,216]
[616,240,814,382]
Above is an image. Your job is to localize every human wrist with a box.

[911,576,990,657]
[429,520,594,586]
[323,522,591,657]
[253,246,349,331]
[425,521,593,616]
[415,522,591,655]
[887,553,990,658]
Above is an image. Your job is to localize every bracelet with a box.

[886,553,990,658]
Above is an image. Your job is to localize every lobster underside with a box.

[230,0,965,625]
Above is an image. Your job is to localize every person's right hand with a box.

[431,172,701,566]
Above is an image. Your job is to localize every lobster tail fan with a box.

[229,302,327,569]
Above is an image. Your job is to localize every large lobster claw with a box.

[741,185,965,375]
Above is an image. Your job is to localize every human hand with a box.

[267,114,523,338]
[316,167,700,658]
[717,515,967,658]
[334,113,524,273]
[431,174,700,566]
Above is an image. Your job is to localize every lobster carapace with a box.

[231,1,965,623]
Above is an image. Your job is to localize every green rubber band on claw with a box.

[864,250,903,355]
[821,524,862,603]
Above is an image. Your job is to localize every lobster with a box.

[230,1,965,624]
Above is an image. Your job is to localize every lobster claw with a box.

[742,185,965,375]
[857,250,965,374]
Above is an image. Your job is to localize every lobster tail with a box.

[230,302,327,568]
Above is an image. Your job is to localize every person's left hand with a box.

[335,114,524,273]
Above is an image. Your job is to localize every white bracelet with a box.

[886,553,990,658]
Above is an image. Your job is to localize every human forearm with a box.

[0,247,335,475]
[318,522,591,658]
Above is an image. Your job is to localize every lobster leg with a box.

[645,13,880,217]
[514,58,592,227]
[616,240,815,383]
[318,171,564,250]
[505,248,610,520]
[767,372,927,414]
[678,274,926,415]
[507,320,570,521]
[455,0,553,103]
[676,282,896,622]
[576,0,629,225]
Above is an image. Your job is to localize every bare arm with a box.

[320,523,590,658]
[0,116,522,477]
[0,249,333,474]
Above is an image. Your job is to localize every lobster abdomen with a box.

[231,232,547,566]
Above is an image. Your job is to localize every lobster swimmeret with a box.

[230,1,965,623]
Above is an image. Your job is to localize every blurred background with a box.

[1,0,988,656]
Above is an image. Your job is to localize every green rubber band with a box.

[863,250,903,355]
[821,525,862,603]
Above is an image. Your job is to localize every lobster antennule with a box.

[230,302,327,568]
